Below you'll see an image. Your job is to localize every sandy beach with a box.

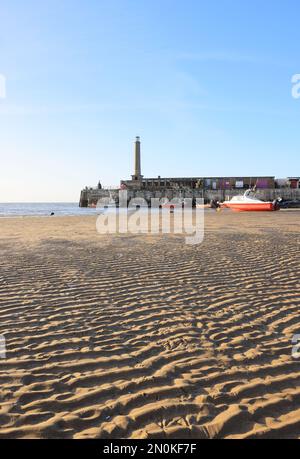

[0,210,300,439]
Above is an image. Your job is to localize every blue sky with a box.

[0,0,299,201]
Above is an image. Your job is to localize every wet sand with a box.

[0,210,300,439]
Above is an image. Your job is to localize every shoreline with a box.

[0,207,300,219]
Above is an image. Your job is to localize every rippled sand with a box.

[0,210,300,439]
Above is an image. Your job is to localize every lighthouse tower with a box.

[131,136,143,182]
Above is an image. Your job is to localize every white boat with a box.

[221,189,280,212]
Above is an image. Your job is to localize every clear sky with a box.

[0,0,300,202]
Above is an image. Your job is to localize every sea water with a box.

[0,203,100,217]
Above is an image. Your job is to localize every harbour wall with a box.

[79,188,300,207]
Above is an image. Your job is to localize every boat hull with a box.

[222,202,278,212]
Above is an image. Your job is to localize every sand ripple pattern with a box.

[0,212,300,438]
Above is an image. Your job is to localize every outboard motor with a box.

[210,199,220,210]
[272,198,282,211]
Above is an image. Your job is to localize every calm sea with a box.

[0,203,100,217]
